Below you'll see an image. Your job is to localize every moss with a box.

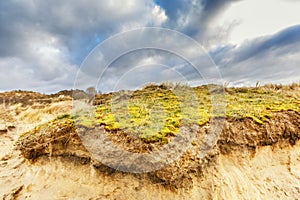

[246,115,264,124]
[19,116,76,140]
[23,83,300,144]
[91,84,299,143]
[225,86,299,123]
[93,87,186,141]
[56,114,72,120]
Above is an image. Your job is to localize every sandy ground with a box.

[1,126,300,199]
[0,101,300,199]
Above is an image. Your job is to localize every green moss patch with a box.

[91,84,299,142]
[21,83,300,143]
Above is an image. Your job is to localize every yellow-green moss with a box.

[19,116,75,138]
[27,84,299,143]
[91,84,299,142]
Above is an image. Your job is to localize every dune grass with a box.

[19,83,300,143]
[225,85,300,124]
[71,83,300,142]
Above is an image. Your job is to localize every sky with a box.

[0,0,300,93]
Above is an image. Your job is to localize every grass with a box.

[95,87,184,141]
[72,83,300,142]
[19,114,75,138]
[225,86,300,124]
[20,83,300,143]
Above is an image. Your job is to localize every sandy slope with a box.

[1,129,300,199]
[0,92,300,199]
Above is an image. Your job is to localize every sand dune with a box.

[0,86,299,199]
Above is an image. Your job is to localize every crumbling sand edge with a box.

[15,110,300,190]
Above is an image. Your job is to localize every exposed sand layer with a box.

[1,114,299,198]
[0,89,300,199]
[1,129,300,199]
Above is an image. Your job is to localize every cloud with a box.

[216,0,300,44]
[0,0,167,93]
[74,28,218,93]
[210,25,300,85]
[0,0,299,93]
[155,0,240,47]
[212,25,300,66]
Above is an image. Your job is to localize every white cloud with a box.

[212,31,300,86]
[215,0,300,44]
[151,5,168,26]
[0,0,168,93]
[0,0,299,93]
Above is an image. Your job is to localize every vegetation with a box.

[18,83,300,143]
[71,83,300,142]
[19,114,75,139]
[225,84,300,124]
